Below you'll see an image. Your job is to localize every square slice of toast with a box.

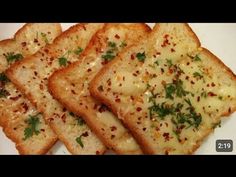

[90,23,236,154]
[0,23,61,154]
[48,24,151,154]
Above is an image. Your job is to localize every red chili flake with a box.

[156,52,161,55]
[197,96,200,102]
[228,107,231,113]
[207,84,210,87]
[160,123,163,127]
[153,54,156,58]
[48,118,54,122]
[165,122,168,127]
[130,96,134,100]
[143,128,146,131]
[41,129,45,132]
[133,73,137,77]
[13,127,17,130]
[96,151,100,155]
[208,92,217,97]
[110,126,117,131]
[136,107,142,112]
[21,42,27,47]
[211,82,216,87]
[115,34,120,39]
[161,68,164,73]
[187,62,190,66]
[34,39,39,43]
[111,135,115,139]
[44,49,49,53]
[34,71,38,76]
[122,76,125,81]
[71,90,76,94]
[171,48,175,52]
[131,54,135,60]
[163,132,170,141]
[107,79,111,86]
[21,102,28,113]
[9,95,21,101]
[87,68,92,72]
[191,81,195,84]
[62,107,66,112]
[61,114,66,123]
[165,150,169,155]
[82,131,89,137]
[115,98,121,103]
[185,76,189,80]
[161,34,171,47]
[98,85,104,92]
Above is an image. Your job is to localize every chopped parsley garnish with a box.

[193,72,203,79]
[77,117,85,126]
[194,55,201,61]
[119,41,127,48]
[74,47,83,55]
[154,60,159,66]
[136,52,146,62]
[5,52,23,63]
[149,99,202,135]
[76,135,84,148]
[165,84,176,100]
[102,41,118,61]
[149,102,175,120]
[0,89,10,98]
[201,91,207,98]
[108,41,116,48]
[166,59,173,67]
[0,73,10,83]
[218,96,223,100]
[23,113,41,140]
[164,79,190,99]
[41,32,49,44]
[69,112,85,126]
[58,57,68,66]
[175,79,189,97]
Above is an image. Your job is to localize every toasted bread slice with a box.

[0,23,61,154]
[48,24,151,154]
[90,23,236,154]
[6,24,106,154]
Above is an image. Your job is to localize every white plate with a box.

[0,23,235,155]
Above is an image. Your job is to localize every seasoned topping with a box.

[58,57,68,66]
[0,73,10,84]
[4,52,23,64]
[76,135,84,148]
[0,89,10,98]
[23,113,41,140]
[41,32,49,44]
[136,52,146,62]
[102,41,118,61]
[74,47,83,55]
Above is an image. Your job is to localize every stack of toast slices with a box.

[1,23,235,154]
